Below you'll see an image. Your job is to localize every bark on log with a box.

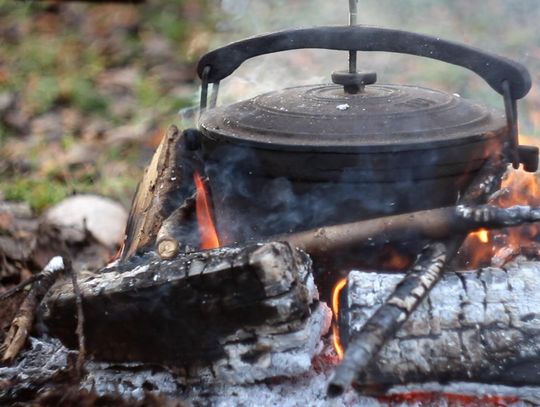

[42,242,330,382]
[342,261,540,387]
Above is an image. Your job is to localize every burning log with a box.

[340,261,540,387]
[327,243,448,396]
[121,126,201,260]
[155,193,196,259]
[42,242,331,383]
[283,204,540,257]
[327,157,509,395]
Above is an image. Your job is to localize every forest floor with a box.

[0,0,214,213]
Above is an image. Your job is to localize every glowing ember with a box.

[469,228,489,244]
[379,245,413,270]
[378,391,519,406]
[331,278,347,360]
[194,171,220,250]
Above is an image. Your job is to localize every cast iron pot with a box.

[194,26,537,245]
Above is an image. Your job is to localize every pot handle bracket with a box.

[502,80,538,171]
[198,25,537,171]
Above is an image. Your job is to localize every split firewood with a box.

[42,242,331,382]
[121,125,201,260]
[341,261,540,387]
[155,193,196,259]
[1,257,65,362]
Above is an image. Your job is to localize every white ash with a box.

[85,301,332,390]
[0,336,75,401]
[3,336,536,406]
[183,353,368,407]
[199,301,332,384]
[345,257,540,385]
[0,336,70,380]
[83,364,181,400]
[2,335,538,405]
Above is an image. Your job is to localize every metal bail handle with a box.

[197,26,531,99]
[197,25,536,171]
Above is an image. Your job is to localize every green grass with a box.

[0,0,210,213]
[0,177,70,213]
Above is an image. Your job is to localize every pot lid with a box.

[199,83,506,153]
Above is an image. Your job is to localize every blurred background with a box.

[1,0,539,213]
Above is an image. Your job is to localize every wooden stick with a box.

[0,274,46,302]
[1,257,65,362]
[66,257,86,376]
[282,203,540,256]
[156,193,197,259]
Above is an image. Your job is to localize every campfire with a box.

[3,1,540,405]
[461,159,540,269]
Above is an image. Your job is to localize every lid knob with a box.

[331,70,377,94]
[331,1,377,94]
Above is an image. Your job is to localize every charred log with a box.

[42,242,331,382]
[341,261,540,387]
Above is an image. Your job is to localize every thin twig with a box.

[0,273,46,302]
[66,257,86,376]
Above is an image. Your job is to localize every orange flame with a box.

[331,278,347,360]
[470,228,489,244]
[462,135,540,268]
[194,171,220,250]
